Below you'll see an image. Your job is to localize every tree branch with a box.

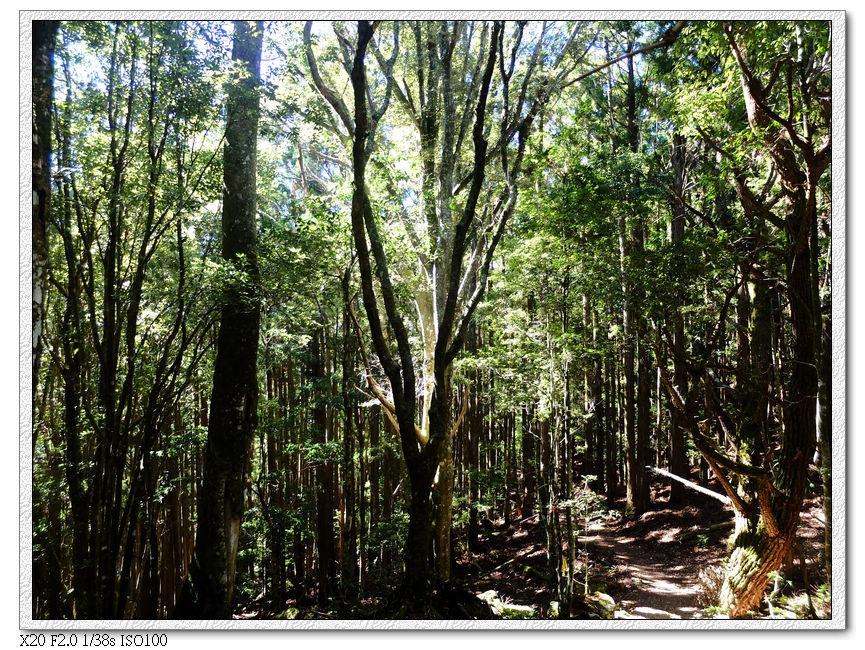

[304,21,355,138]
[559,21,688,91]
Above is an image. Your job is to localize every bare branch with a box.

[303,21,355,138]
[559,21,688,91]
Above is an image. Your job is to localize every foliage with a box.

[32,18,832,621]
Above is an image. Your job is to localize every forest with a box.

[29,18,834,622]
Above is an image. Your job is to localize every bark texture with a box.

[32,20,58,411]
[178,20,263,619]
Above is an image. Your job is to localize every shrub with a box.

[696,564,725,608]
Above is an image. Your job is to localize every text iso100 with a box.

[20,634,168,648]
[120,636,167,647]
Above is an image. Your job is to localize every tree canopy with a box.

[29,17,836,623]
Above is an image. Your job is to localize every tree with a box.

[32,20,58,415]
[343,19,571,597]
[178,20,265,619]
[657,20,830,616]
[303,19,598,600]
[37,20,226,619]
[714,20,829,616]
[30,18,832,622]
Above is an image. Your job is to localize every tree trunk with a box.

[608,357,620,496]
[521,405,536,519]
[716,24,823,615]
[312,324,336,606]
[635,334,652,514]
[177,20,263,619]
[668,133,689,505]
[467,326,482,550]
[32,20,58,413]
[341,278,359,597]
[403,459,437,599]
[618,225,637,513]
[813,208,831,593]
[592,310,605,494]
[55,74,91,618]
[434,377,456,585]
[265,367,286,609]
[721,201,818,616]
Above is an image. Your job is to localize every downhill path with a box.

[461,488,732,619]
[580,493,732,620]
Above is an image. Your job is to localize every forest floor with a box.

[456,481,733,619]
[457,479,829,620]
[239,479,828,620]
[583,485,732,619]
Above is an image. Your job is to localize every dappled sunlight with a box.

[29,16,834,624]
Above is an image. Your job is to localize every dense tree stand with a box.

[31,17,835,622]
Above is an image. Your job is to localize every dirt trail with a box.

[460,486,826,620]
[582,495,828,620]
[580,491,732,619]
[456,488,732,619]
[581,523,707,619]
